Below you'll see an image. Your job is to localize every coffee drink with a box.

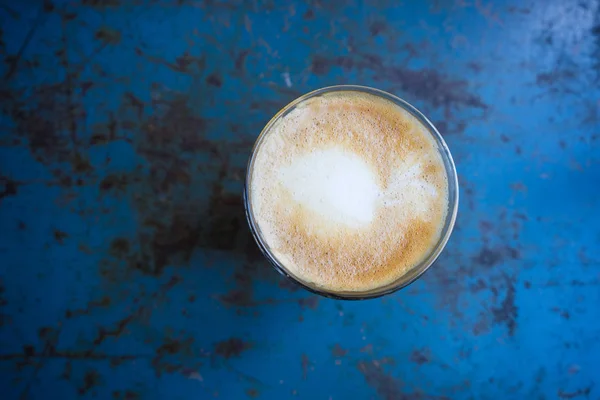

[247,89,452,293]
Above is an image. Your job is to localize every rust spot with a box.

[65,296,111,318]
[112,390,141,399]
[235,49,250,72]
[206,73,223,88]
[43,0,55,12]
[466,62,483,72]
[470,279,487,292]
[514,213,528,221]
[83,0,121,6]
[536,70,576,86]
[214,338,252,359]
[409,348,430,365]
[125,92,144,117]
[472,247,503,267]
[515,146,522,155]
[507,247,520,259]
[246,388,260,398]
[23,345,35,357]
[360,344,373,354]
[479,220,493,234]
[220,253,276,307]
[151,336,197,377]
[551,307,570,320]
[71,152,93,173]
[84,84,266,308]
[331,344,347,358]
[311,54,487,112]
[53,174,72,189]
[357,361,404,400]
[387,69,486,110]
[61,361,72,380]
[109,238,130,258]
[139,94,209,154]
[220,289,254,307]
[472,246,519,268]
[303,9,314,20]
[0,178,18,200]
[79,370,101,396]
[53,229,69,244]
[507,6,531,14]
[472,314,490,336]
[379,357,396,366]
[78,243,93,254]
[95,26,121,46]
[500,134,510,143]
[492,274,518,336]
[369,21,387,36]
[93,315,135,345]
[89,114,119,146]
[557,387,591,399]
[298,296,319,310]
[219,263,266,307]
[301,353,311,380]
[510,182,527,193]
[524,281,531,289]
[100,173,131,193]
[90,133,109,145]
[81,81,94,95]
[174,52,198,73]
[202,193,243,250]
[38,326,58,341]
[4,83,74,165]
[310,55,329,75]
[0,283,6,313]
[143,214,202,275]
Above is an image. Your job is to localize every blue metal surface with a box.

[1,0,599,398]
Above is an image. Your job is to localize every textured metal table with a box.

[1,1,599,399]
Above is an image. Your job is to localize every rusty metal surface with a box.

[1,0,599,398]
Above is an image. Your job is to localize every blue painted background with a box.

[1,0,599,399]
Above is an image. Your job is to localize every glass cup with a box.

[243,85,459,300]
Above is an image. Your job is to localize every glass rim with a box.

[244,85,459,300]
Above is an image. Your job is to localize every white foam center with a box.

[280,148,379,227]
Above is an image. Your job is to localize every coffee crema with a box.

[248,90,449,293]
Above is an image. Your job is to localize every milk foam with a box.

[249,90,449,292]
[280,148,379,227]
[280,147,439,229]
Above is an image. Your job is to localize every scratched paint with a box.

[0,0,599,399]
